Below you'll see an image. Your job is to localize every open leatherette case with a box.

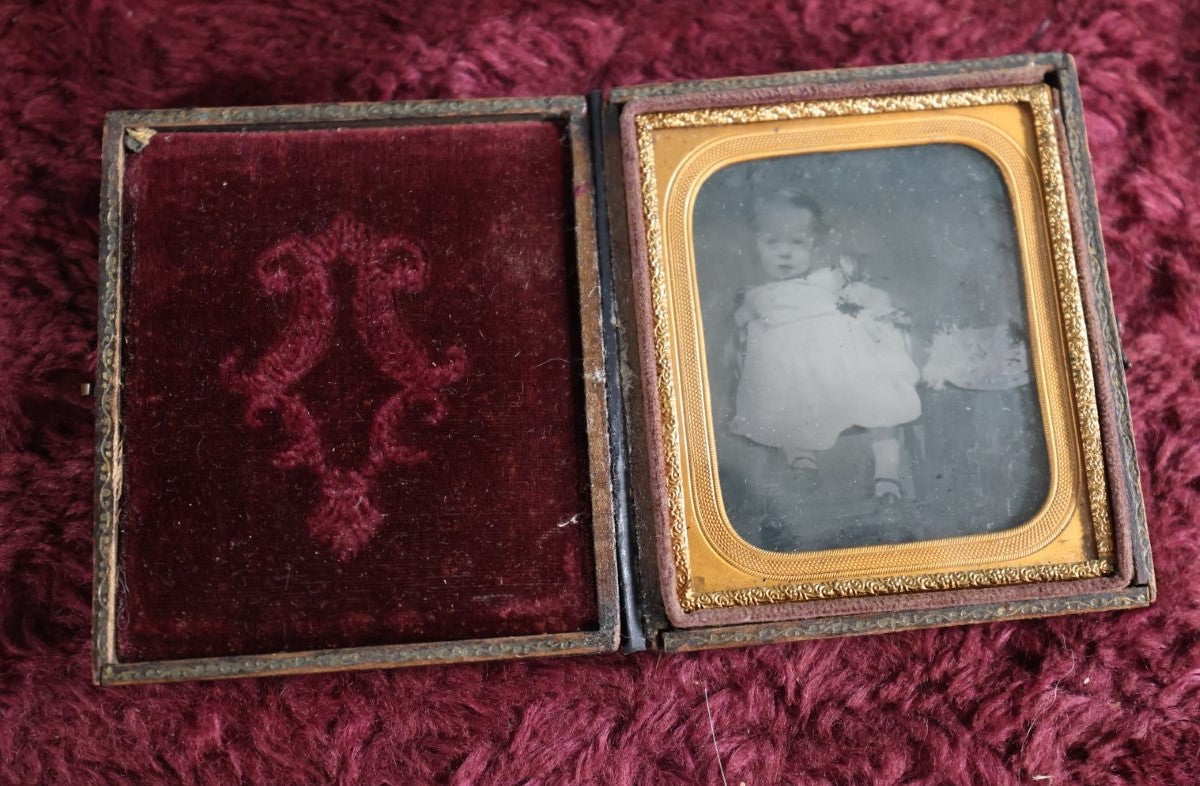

[93,53,1153,684]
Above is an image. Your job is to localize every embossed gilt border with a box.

[93,97,621,685]
[633,86,1112,612]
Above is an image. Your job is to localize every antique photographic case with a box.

[94,53,1153,684]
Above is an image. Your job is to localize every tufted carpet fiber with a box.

[2,1,1199,783]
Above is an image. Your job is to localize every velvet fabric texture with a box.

[119,123,597,659]
[3,1,1199,784]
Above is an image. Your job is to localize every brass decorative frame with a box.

[629,85,1115,613]
[93,96,621,684]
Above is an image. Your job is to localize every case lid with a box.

[93,97,621,684]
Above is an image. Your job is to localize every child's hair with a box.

[752,189,830,237]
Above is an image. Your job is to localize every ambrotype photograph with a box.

[693,144,1051,553]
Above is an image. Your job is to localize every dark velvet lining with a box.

[117,121,598,661]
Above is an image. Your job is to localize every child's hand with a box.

[921,362,949,390]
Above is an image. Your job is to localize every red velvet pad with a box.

[118,121,598,661]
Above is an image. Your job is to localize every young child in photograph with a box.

[728,190,922,502]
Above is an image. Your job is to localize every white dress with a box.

[730,267,921,452]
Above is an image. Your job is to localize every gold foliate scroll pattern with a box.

[634,85,1111,612]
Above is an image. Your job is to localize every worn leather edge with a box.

[1055,55,1155,596]
[660,587,1151,652]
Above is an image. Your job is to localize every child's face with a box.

[755,205,818,281]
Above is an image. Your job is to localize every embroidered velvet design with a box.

[221,215,467,560]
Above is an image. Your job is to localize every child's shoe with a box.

[873,477,902,506]
[790,455,822,493]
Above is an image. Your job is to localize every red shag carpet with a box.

[2,1,1198,783]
